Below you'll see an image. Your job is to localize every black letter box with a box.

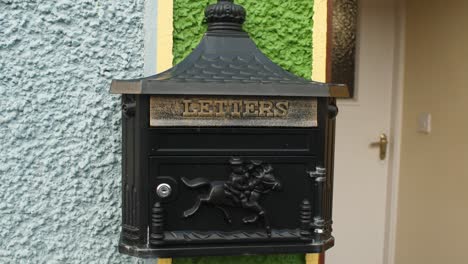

[110,0,349,258]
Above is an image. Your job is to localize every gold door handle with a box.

[370,133,388,160]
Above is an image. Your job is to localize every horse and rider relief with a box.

[181,157,282,236]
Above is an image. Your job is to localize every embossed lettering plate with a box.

[150,96,318,127]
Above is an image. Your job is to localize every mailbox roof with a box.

[110,1,348,98]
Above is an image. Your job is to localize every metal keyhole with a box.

[156,183,172,198]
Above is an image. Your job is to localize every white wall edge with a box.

[143,1,158,263]
[384,0,406,263]
[144,0,158,75]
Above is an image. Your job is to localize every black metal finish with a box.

[181,158,282,236]
[205,0,246,32]
[112,0,346,259]
[332,0,358,97]
[110,0,349,98]
[118,97,337,258]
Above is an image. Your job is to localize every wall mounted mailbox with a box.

[110,0,349,258]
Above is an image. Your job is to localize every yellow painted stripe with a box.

[158,258,172,264]
[306,253,322,264]
[312,0,328,82]
[156,0,174,73]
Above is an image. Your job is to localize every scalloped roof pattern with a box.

[148,33,311,85]
[169,55,308,84]
[110,32,348,97]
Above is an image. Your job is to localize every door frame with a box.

[383,0,406,263]
[142,1,406,263]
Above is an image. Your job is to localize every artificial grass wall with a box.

[173,0,314,79]
[175,254,305,264]
[172,1,313,263]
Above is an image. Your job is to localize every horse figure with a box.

[181,158,282,236]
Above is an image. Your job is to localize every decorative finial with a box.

[205,0,246,31]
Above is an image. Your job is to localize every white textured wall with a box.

[0,0,144,263]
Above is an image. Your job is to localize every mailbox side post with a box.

[120,94,150,247]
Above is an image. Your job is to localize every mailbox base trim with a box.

[118,236,334,258]
[161,229,302,244]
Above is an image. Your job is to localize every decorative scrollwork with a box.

[163,229,301,244]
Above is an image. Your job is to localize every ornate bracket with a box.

[328,103,339,120]
[307,167,328,240]
[122,95,136,118]
[312,217,326,234]
[122,102,136,118]
[308,167,327,182]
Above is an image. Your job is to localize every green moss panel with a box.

[175,254,305,264]
[173,0,314,79]
[173,1,313,263]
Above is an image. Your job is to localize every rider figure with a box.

[224,157,249,205]
[225,159,280,207]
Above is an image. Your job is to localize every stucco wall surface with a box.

[0,0,144,263]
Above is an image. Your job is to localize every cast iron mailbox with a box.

[111,0,349,258]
